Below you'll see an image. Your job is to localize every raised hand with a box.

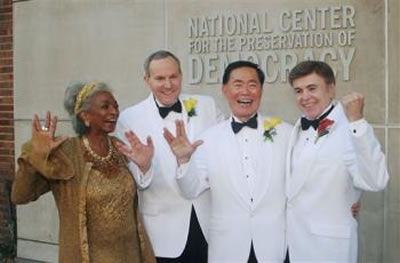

[115,130,154,174]
[32,111,68,155]
[163,120,203,165]
[342,92,364,122]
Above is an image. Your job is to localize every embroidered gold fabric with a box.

[86,165,141,262]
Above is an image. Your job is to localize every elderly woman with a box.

[12,81,156,263]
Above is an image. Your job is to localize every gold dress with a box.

[11,136,155,263]
[86,164,141,262]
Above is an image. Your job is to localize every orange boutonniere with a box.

[315,118,334,143]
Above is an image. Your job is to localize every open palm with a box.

[163,120,203,165]
[32,111,68,155]
[115,130,154,173]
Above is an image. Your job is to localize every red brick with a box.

[0,111,13,118]
[0,13,12,22]
[0,169,14,177]
[0,26,12,36]
[1,149,14,156]
[0,162,14,170]
[0,83,12,89]
[0,74,12,81]
[0,7,12,14]
[0,58,12,65]
[0,159,14,166]
[0,36,11,42]
[0,133,13,141]
[0,90,12,96]
[0,0,13,6]
[0,127,13,133]
[0,66,12,73]
[0,140,13,147]
[0,127,14,133]
[0,105,12,112]
[0,43,12,50]
[0,50,12,58]
[0,95,13,103]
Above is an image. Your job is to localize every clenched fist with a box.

[341,92,364,122]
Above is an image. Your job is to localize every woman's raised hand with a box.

[32,111,68,154]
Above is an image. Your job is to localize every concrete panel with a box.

[14,0,165,120]
[388,0,400,124]
[17,239,58,263]
[166,0,385,123]
[358,128,385,262]
[383,128,400,262]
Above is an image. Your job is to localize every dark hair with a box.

[222,60,265,85]
[144,50,181,77]
[289,60,336,86]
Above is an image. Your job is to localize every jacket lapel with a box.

[287,104,340,200]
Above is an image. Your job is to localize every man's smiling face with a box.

[223,66,262,122]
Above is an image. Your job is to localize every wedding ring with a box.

[41,126,49,131]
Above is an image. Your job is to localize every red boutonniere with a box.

[315,118,334,143]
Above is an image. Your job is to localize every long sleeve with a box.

[176,141,210,199]
[345,119,389,191]
[12,146,50,204]
[11,138,76,204]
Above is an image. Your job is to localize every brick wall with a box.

[0,0,15,260]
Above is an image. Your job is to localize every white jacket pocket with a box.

[310,224,351,239]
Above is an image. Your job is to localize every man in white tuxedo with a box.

[164,61,292,262]
[285,61,389,262]
[116,50,223,262]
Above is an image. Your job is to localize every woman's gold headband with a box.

[74,81,97,114]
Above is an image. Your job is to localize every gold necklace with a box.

[82,136,113,161]
[82,136,124,177]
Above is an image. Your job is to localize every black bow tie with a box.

[301,105,334,131]
[231,114,258,134]
[157,100,182,119]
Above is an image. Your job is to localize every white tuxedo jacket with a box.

[285,103,389,263]
[116,94,223,257]
[177,115,292,263]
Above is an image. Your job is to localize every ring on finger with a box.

[41,126,49,131]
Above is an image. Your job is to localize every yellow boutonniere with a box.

[263,117,282,142]
[183,97,198,118]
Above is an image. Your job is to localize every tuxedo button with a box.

[244,156,248,160]
[250,198,254,203]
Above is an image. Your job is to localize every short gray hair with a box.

[64,81,112,135]
[143,50,181,77]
